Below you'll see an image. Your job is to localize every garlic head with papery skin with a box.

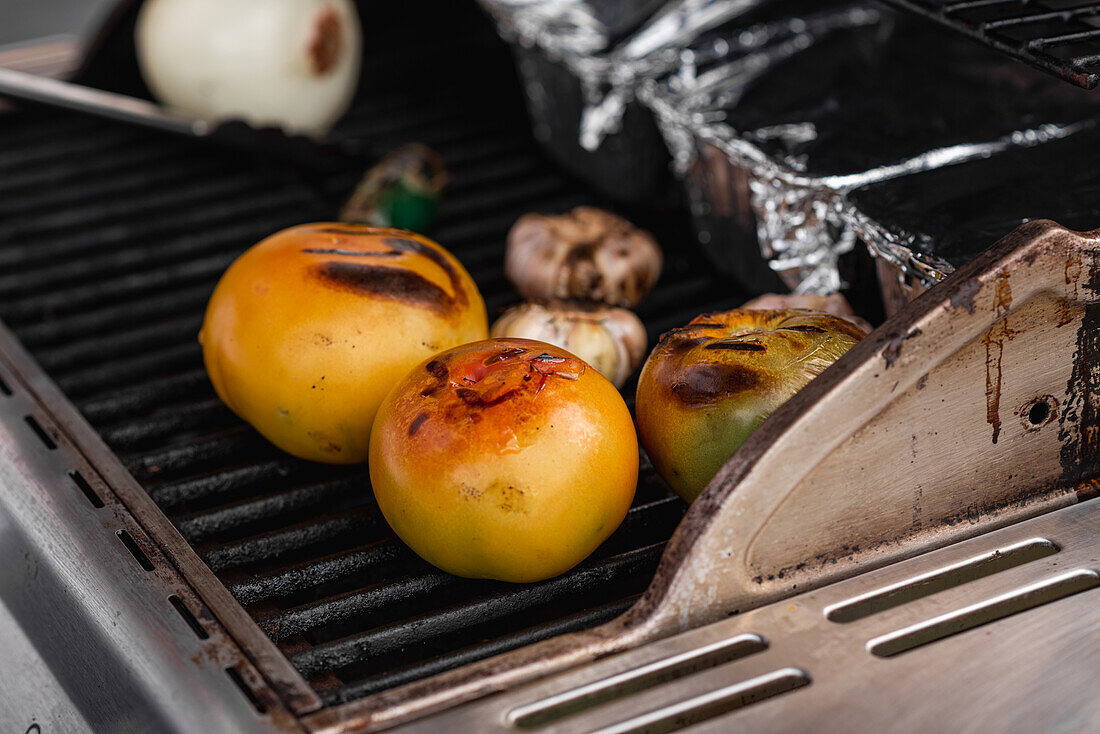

[504,207,663,308]
[491,301,648,388]
[136,0,362,137]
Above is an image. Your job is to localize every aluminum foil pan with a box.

[846,126,1100,313]
[477,0,780,203]
[644,13,1100,300]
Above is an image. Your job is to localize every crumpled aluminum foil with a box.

[478,0,769,151]
[477,0,608,56]
[641,6,885,292]
[640,5,1096,294]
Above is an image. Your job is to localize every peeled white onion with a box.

[136,0,362,137]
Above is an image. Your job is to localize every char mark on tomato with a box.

[408,412,429,436]
[455,386,522,408]
[483,347,527,366]
[670,362,762,405]
[705,340,767,352]
[301,247,403,256]
[658,334,710,355]
[315,261,459,315]
[383,237,467,306]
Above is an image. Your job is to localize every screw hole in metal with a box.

[69,470,104,509]
[1021,395,1058,430]
[23,415,56,450]
[169,594,210,640]
[226,666,268,714]
[1028,401,1050,425]
[116,529,155,572]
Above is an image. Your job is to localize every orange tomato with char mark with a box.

[200,223,487,464]
[369,338,638,582]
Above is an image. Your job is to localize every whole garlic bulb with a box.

[505,207,663,308]
[136,0,362,138]
[491,301,648,388]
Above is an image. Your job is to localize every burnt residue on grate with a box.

[0,0,746,706]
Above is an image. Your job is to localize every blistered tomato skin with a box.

[200,223,487,464]
[369,338,638,583]
[636,309,864,504]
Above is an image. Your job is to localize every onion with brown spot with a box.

[135,0,362,137]
[369,338,638,582]
[199,223,487,464]
[490,300,647,387]
[504,207,662,307]
[636,309,864,503]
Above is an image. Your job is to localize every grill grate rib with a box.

[0,0,748,709]
[886,0,1100,88]
[286,544,664,678]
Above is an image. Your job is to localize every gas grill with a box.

[2,1,1099,733]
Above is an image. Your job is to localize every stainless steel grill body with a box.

[411,496,1100,734]
[2,2,1100,732]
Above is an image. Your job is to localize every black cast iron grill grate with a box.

[885,0,1100,88]
[0,1,748,708]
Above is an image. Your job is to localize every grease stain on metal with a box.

[949,278,981,314]
[982,275,1015,444]
[1059,251,1100,483]
[882,327,922,369]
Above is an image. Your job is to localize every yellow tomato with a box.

[369,338,638,582]
[636,309,864,503]
[200,223,487,463]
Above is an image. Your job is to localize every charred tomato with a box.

[636,309,864,503]
[200,223,487,463]
[369,338,638,582]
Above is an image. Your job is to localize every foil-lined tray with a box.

[641,12,1100,302]
[846,126,1100,312]
[476,0,791,203]
[482,0,1100,313]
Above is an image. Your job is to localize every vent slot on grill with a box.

[510,634,768,729]
[586,668,810,734]
[826,538,1060,623]
[68,469,104,508]
[116,528,155,572]
[868,569,1100,657]
[23,414,56,449]
[225,666,267,715]
[169,594,210,640]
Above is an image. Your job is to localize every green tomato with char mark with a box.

[635,308,865,503]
